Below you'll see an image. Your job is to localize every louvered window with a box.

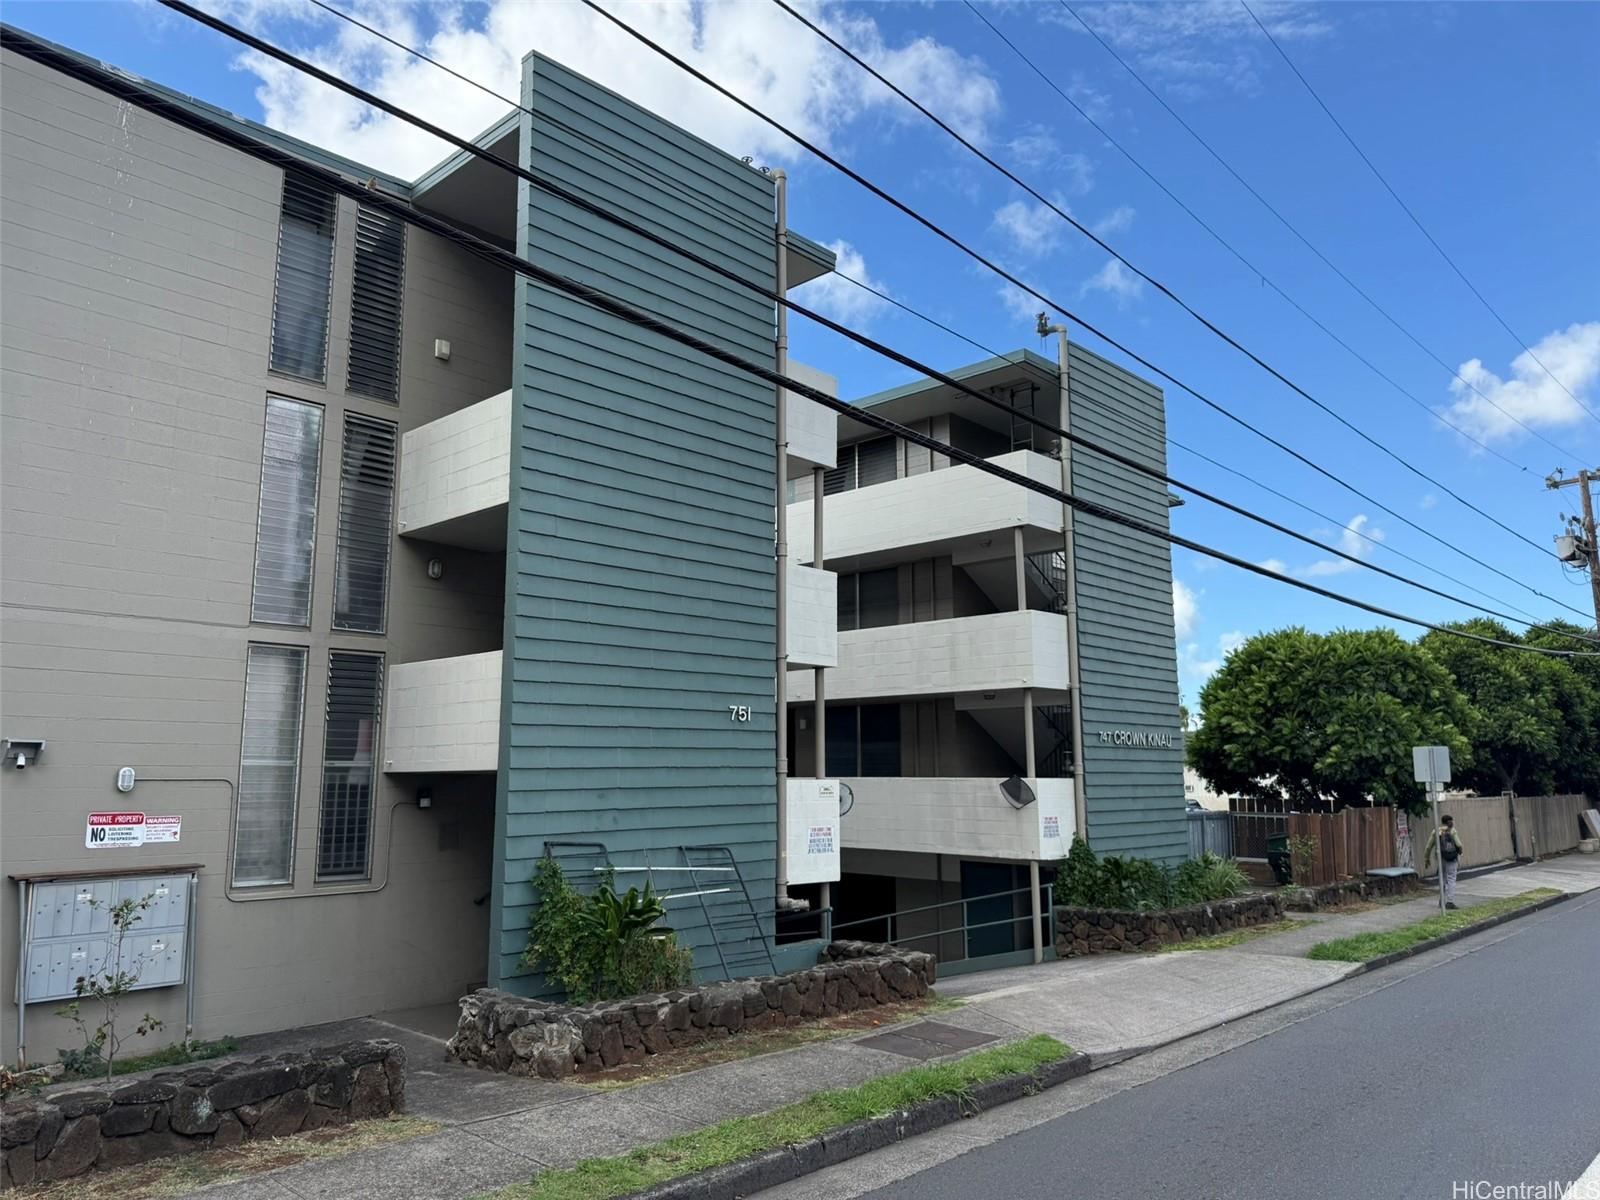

[250,397,323,626]
[332,415,396,633]
[822,437,898,495]
[233,645,308,887]
[317,653,383,880]
[347,207,406,402]
[269,171,337,382]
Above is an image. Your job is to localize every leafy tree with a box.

[1187,626,1473,814]
[1422,619,1600,797]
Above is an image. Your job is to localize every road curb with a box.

[1350,891,1571,973]
[619,1051,1092,1200]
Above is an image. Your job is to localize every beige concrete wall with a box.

[396,391,511,544]
[839,777,1072,860]
[1,51,511,1061]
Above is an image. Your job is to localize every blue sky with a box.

[10,0,1598,709]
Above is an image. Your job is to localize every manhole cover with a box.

[855,1020,999,1060]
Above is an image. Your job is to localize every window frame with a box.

[249,395,325,628]
[345,206,406,403]
[331,413,397,635]
[268,171,339,385]
[232,642,310,889]
[315,650,385,883]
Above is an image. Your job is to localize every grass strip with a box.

[1305,889,1561,963]
[1155,918,1310,952]
[483,1034,1070,1200]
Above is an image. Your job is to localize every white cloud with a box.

[1056,1,1331,98]
[1420,493,1438,510]
[1082,258,1143,306]
[1257,558,1289,575]
[1007,128,1059,168]
[1173,578,1198,640]
[1443,321,1600,444]
[221,0,1002,178]
[992,199,1063,257]
[1293,513,1384,578]
[1091,205,1136,237]
[1180,628,1246,695]
[789,239,891,325]
[997,278,1047,324]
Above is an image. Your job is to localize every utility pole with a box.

[1546,467,1600,630]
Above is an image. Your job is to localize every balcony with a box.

[838,777,1074,861]
[396,390,510,550]
[787,449,1064,569]
[785,362,838,472]
[788,563,837,669]
[787,609,1068,704]
[383,651,500,774]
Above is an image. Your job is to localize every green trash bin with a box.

[1266,834,1292,886]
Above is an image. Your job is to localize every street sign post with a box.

[1412,746,1452,912]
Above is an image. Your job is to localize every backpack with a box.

[1439,831,1460,862]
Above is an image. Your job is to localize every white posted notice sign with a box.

[86,812,146,847]
[145,816,182,843]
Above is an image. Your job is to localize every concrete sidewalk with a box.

[175,853,1600,1200]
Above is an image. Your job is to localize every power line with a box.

[1063,0,1599,432]
[297,0,1559,632]
[963,2,1565,468]
[159,0,1600,637]
[1240,1,1598,424]
[831,271,1558,632]
[569,0,1597,624]
[769,0,1562,562]
[12,22,1595,659]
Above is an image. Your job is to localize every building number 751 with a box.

[728,705,751,722]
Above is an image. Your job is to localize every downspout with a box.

[1039,315,1089,844]
[814,464,829,927]
[774,170,790,902]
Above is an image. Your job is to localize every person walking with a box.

[1424,814,1466,909]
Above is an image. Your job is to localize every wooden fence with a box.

[1407,794,1516,871]
[1510,794,1590,858]
[1286,808,1399,886]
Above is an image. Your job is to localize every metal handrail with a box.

[833,882,1053,953]
[832,882,1042,930]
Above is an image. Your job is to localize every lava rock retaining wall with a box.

[1281,874,1421,912]
[448,941,935,1078]
[1053,893,1284,957]
[1,1039,405,1187]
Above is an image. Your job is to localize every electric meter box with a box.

[786,780,841,886]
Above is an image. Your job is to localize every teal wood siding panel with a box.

[1069,346,1188,863]
[489,54,778,991]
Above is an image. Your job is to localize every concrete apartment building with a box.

[787,350,1187,964]
[1,22,1183,1060]
[0,29,841,1062]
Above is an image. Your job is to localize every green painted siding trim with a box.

[1068,345,1187,864]
[490,54,779,996]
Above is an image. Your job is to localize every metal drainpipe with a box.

[814,464,829,925]
[1039,316,1089,844]
[774,169,790,902]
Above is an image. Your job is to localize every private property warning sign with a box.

[86,812,145,847]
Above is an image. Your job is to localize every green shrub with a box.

[1052,840,1248,911]
[522,858,693,1004]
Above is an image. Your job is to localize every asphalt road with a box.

[854,892,1600,1200]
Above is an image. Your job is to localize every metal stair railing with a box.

[680,845,776,979]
